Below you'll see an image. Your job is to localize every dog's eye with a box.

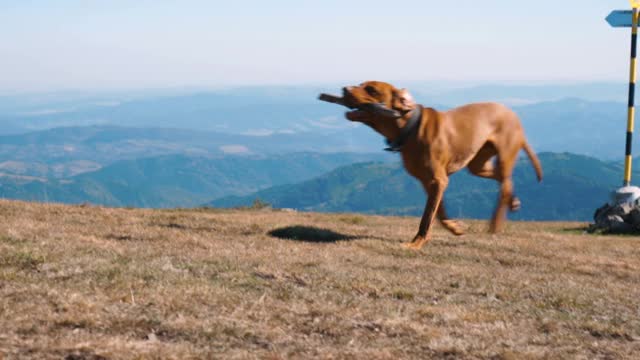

[364,86,378,96]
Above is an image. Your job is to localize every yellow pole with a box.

[624,6,639,186]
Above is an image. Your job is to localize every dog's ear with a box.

[392,88,416,112]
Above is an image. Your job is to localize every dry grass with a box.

[0,199,639,359]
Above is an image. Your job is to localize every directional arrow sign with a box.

[607,10,636,27]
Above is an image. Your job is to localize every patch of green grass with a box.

[0,235,24,245]
[295,261,320,269]
[241,223,263,235]
[391,289,415,301]
[234,274,269,292]
[338,215,366,225]
[559,226,590,235]
[582,322,635,341]
[165,206,230,214]
[93,266,125,285]
[228,199,272,211]
[250,198,271,210]
[535,293,589,313]
[1,250,45,271]
[416,306,438,319]
[273,284,295,301]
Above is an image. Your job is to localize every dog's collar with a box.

[384,105,422,152]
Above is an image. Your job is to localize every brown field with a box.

[0,199,639,359]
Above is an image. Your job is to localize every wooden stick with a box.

[318,93,347,106]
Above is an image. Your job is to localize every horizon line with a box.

[0,78,629,96]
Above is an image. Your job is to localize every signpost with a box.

[607,10,636,28]
[606,1,640,204]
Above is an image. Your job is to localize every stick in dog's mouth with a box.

[318,93,347,107]
[318,93,402,119]
[318,93,363,120]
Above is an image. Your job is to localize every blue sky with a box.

[0,0,633,91]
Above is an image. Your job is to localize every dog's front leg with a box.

[404,176,448,250]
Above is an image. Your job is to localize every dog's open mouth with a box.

[345,109,367,121]
[318,93,368,121]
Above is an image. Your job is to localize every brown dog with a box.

[322,81,542,250]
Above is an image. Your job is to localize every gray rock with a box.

[592,201,640,233]
[607,215,634,233]
[629,208,640,227]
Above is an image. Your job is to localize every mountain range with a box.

[0,147,630,221]
[211,152,628,221]
[0,85,636,161]
[0,152,388,208]
[0,83,636,220]
[0,125,386,178]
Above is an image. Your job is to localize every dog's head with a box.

[342,81,417,138]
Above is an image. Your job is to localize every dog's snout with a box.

[342,86,353,94]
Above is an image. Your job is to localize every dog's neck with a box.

[385,105,423,152]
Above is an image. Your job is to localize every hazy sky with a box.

[0,0,634,91]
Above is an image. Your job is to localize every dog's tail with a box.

[522,141,543,182]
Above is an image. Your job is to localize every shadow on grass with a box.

[268,226,357,243]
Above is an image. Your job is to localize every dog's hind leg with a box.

[437,201,464,236]
[467,142,498,179]
[490,175,513,233]
[489,146,520,233]
[467,142,520,212]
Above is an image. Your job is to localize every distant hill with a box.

[1,93,636,163]
[422,82,626,105]
[1,83,627,133]
[0,85,637,214]
[0,96,635,181]
[0,121,26,136]
[0,150,633,219]
[0,152,389,208]
[211,153,629,221]
[0,125,383,178]
[516,98,631,159]
[0,90,348,135]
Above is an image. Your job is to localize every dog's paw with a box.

[403,235,430,250]
[510,197,521,212]
[402,242,423,250]
[441,220,465,236]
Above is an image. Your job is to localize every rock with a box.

[629,208,640,228]
[607,215,634,233]
[594,204,610,220]
[594,204,612,225]
[591,201,640,234]
[609,203,630,217]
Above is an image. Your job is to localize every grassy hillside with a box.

[0,200,638,358]
[213,152,627,221]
